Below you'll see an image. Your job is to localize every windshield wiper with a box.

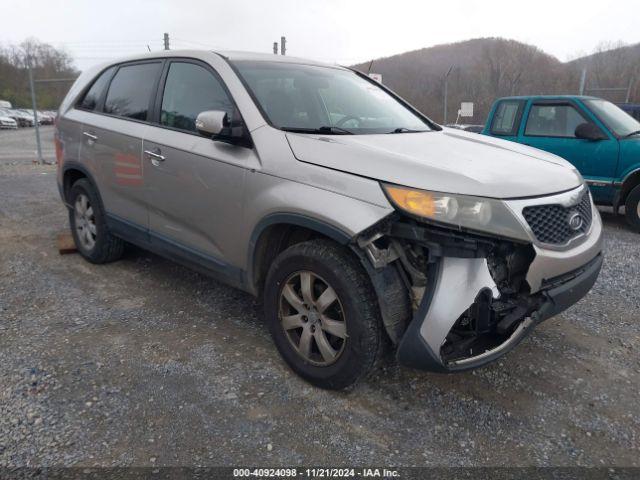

[388,127,425,134]
[281,126,353,135]
[624,130,640,138]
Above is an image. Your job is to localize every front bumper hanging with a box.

[397,253,603,372]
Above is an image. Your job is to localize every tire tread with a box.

[625,184,640,232]
[69,178,124,264]
[264,239,383,389]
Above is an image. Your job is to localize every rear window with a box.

[490,100,524,136]
[104,62,161,120]
[77,67,115,111]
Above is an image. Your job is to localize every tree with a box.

[0,38,79,109]
[352,37,640,124]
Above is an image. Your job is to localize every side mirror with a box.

[575,122,607,141]
[195,110,227,137]
[195,110,252,147]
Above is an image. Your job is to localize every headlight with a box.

[382,183,528,241]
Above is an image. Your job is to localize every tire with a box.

[625,184,640,232]
[68,178,124,263]
[263,239,383,390]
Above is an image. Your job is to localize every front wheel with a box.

[625,184,640,232]
[263,239,383,390]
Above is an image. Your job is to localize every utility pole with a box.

[163,33,170,50]
[273,42,278,55]
[581,69,633,102]
[443,65,453,125]
[625,77,634,103]
[27,55,43,165]
[280,36,286,56]
[579,68,587,95]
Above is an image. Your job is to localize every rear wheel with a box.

[625,184,640,232]
[68,178,124,263]
[263,239,383,390]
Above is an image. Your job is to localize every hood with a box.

[285,128,583,199]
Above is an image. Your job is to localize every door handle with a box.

[83,131,98,142]
[144,149,165,166]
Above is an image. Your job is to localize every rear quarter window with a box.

[490,100,524,136]
[77,67,116,111]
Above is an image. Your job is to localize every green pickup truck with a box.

[483,96,640,231]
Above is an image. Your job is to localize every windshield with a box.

[584,99,640,137]
[232,61,432,134]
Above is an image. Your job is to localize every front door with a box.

[520,101,619,203]
[143,60,259,277]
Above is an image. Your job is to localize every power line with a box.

[61,44,162,50]
[172,37,223,49]
[46,39,165,46]
[65,57,116,61]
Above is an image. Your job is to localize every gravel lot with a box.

[0,126,639,468]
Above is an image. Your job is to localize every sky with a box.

[2,0,639,71]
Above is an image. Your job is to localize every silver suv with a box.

[56,50,603,389]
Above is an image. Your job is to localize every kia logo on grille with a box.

[568,211,583,231]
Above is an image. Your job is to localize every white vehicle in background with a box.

[39,111,56,125]
[12,110,34,127]
[0,112,18,129]
[0,100,12,109]
[0,108,16,123]
[18,109,38,126]
[1,108,30,127]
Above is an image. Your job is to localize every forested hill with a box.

[352,38,640,124]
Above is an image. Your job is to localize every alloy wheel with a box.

[279,270,347,366]
[74,193,96,251]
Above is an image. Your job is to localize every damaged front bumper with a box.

[356,185,604,373]
[396,253,603,372]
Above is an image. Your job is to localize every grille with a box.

[522,190,592,245]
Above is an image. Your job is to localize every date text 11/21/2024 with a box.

[232,468,400,477]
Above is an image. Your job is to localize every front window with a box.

[525,104,586,138]
[231,61,431,134]
[160,62,234,133]
[584,99,640,137]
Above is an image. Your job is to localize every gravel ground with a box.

[0,126,639,468]
[0,125,56,164]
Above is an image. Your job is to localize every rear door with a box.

[87,61,163,233]
[59,67,118,199]
[519,100,619,202]
[142,59,258,274]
